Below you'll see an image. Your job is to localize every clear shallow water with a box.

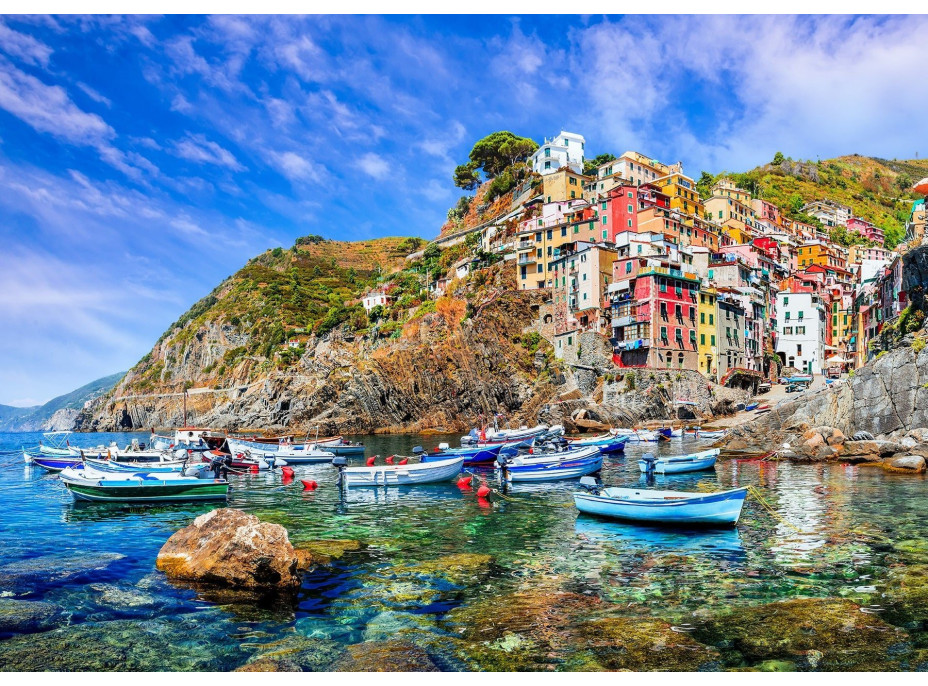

[1,431,927,671]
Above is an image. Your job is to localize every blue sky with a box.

[2,14,927,405]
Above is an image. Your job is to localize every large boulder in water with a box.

[156,508,302,590]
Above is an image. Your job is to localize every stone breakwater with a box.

[726,342,928,472]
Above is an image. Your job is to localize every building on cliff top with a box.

[530,131,585,176]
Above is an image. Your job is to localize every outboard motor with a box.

[495,453,510,488]
[332,455,348,487]
[578,475,602,494]
[641,453,657,475]
[412,446,424,455]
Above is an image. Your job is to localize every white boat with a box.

[22,431,73,462]
[335,456,464,488]
[610,428,661,442]
[638,448,720,474]
[504,444,601,466]
[240,444,335,465]
[574,483,749,526]
[498,448,603,483]
[461,423,549,445]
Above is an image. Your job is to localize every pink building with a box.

[847,217,885,246]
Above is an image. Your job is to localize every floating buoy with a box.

[457,475,473,489]
[249,464,259,473]
[385,455,394,464]
[477,484,492,498]
[301,480,318,491]
[366,456,376,466]
[281,466,295,478]
[477,496,491,509]
[398,458,408,465]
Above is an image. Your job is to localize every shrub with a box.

[520,331,542,352]
[914,337,926,354]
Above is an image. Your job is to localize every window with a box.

[547,230,553,240]
[783,326,793,335]
[569,177,577,186]
[660,326,668,340]
[797,344,802,356]
[700,312,706,324]
[537,264,542,273]
[625,262,632,274]
[711,335,716,346]
[796,326,806,335]
[783,297,788,306]
[700,333,706,345]
[675,304,682,318]
[785,312,790,320]
[561,227,567,237]
[689,306,696,320]
[601,202,607,210]
[798,311,804,320]
[570,191,576,199]
[568,336,572,345]
[690,330,697,341]
[660,303,668,318]
[545,161,551,170]
[709,314,714,325]
[627,204,633,213]
[574,225,579,234]
[628,219,633,228]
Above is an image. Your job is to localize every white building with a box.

[361,291,391,312]
[801,199,852,228]
[530,131,585,176]
[775,292,827,374]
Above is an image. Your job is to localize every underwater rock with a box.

[242,632,343,671]
[446,588,606,670]
[696,597,911,670]
[234,657,302,672]
[577,616,721,671]
[0,552,125,592]
[156,508,301,590]
[0,617,243,671]
[0,598,64,635]
[293,539,363,565]
[882,564,928,624]
[884,455,927,473]
[334,640,440,671]
[398,553,494,585]
[89,584,163,609]
[362,610,440,642]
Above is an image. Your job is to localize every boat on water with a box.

[59,465,230,503]
[563,433,628,454]
[202,449,281,471]
[22,431,75,463]
[460,423,556,446]
[610,428,662,442]
[496,445,603,482]
[574,479,749,526]
[417,443,502,466]
[227,436,364,457]
[333,455,464,488]
[82,456,208,475]
[28,454,82,472]
[638,448,720,474]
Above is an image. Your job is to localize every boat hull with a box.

[574,487,748,526]
[501,454,603,482]
[340,457,464,487]
[638,449,720,474]
[30,456,81,472]
[64,480,230,502]
[421,446,501,465]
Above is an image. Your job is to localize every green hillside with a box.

[706,154,928,248]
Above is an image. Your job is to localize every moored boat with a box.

[59,465,230,503]
[334,455,464,488]
[564,433,628,454]
[417,443,502,466]
[496,445,603,482]
[29,454,81,472]
[638,448,720,474]
[574,481,748,526]
[610,428,661,442]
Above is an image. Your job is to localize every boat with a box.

[460,423,550,446]
[82,457,208,475]
[564,434,628,454]
[684,429,727,440]
[29,455,82,472]
[59,465,230,503]
[227,436,363,458]
[417,443,502,466]
[202,449,280,471]
[22,431,74,462]
[334,455,464,488]
[745,403,759,411]
[610,428,661,442]
[497,449,603,483]
[574,481,749,526]
[638,448,720,474]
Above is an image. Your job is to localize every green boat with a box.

[59,465,230,503]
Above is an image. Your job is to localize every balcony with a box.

[517,241,535,250]
[518,253,537,265]
[613,314,637,327]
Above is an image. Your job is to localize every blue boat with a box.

[29,455,82,472]
[638,448,720,475]
[564,434,628,454]
[418,444,501,466]
[574,482,749,526]
[498,447,603,483]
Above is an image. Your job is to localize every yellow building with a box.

[655,172,704,219]
[542,168,591,204]
[516,207,604,290]
[797,240,848,270]
[705,179,757,245]
[698,287,718,379]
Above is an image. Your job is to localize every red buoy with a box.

[385,455,394,464]
[301,480,318,490]
[457,475,473,489]
[477,484,492,498]
[477,496,491,509]
[398,458,408,465]
[366,456,376,467]
[281,466,295,478]
[249,464,259,473]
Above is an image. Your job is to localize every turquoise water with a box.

[1,431,927,671]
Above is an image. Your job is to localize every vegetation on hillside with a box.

[700,153,928,249]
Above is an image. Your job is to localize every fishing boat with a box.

[252,444,335,464]
[334,455,464,488]
[564,434,628,454]
[59,465,230,503]
[684,428,727,440]
[28,455,82,472]
[417,443,502,466]
[497,448,603,483]
[574,480,749,526]
[22,431,74,463]
[227,436,363,457]
[460,423,550,446]
[82,457,208,475]
[610,428,661,442]
[202,449,280,471]
[638,448,720,474]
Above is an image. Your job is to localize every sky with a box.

[2,14,928,406]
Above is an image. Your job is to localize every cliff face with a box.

[79,265,562,434]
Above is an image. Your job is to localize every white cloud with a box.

[358,152,391,180]
[421,178,451,202]
[170,93,193,113]
[268,150,320,183]
[77,81,112,107]
[174,133,245,171]
[0,20,53,66]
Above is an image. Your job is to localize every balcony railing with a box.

[517,241,535,250]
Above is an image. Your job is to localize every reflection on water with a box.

[2,431,928,671]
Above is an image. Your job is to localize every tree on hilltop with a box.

[583,153,617,176]
[453,131,537,190]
